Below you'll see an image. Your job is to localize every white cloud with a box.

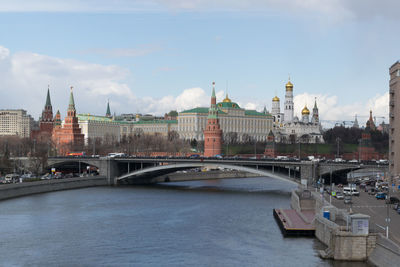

[293,92,389,127]
[0,44,390,129]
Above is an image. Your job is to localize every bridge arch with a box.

[117,163,299,185]
[47,159,101,174]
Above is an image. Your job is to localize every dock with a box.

[273,208,315,237]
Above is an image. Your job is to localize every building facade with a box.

[178,84,273,142]
[389,61,400,184]
[77,114,121,145]
[119,119,178,138]
[0,109,33,138]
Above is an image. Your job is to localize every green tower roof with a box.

[68,86,76,111]
[106,101,111,117]
[45,87,52,107]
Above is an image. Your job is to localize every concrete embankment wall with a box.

[0,177,108,201]
[156,171,261,183]
[368,234,400,267]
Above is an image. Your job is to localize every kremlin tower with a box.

[31,86,54,142]
[203,82,222,157]
[52,87,84,155]
[311,98,319,124]
[106,100,112,118]
[40,86,54,133]
[284,78,294,123]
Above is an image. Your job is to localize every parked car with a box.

[397,207,400,214]
[335,192,344,199]
[375,192,387,200]
[394,203,400,210]
[344,196,352,204]
[386,197,400,205]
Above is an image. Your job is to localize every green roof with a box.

[180,107,209,114]
[117,119,178,125]
[245,110,272,117]
[106,101,111,116]
[78,114,114,122]
[180,107,227,115]
[217,101,241,109]
[45,88,52,107]
[68,90,76,111]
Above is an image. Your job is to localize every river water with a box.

[0,177,369,266]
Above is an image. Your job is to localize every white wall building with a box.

[77,114,121,145]
[0,109,33,138]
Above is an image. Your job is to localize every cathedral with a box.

[270,79,324,144]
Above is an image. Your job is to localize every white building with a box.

[0,109,33,138]
[77,114,121,145]
[178,94,273,142]
[273,81,324,144]
[119,119,178,138]
[284,79,294,123]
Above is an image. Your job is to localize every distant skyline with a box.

[0,0,398,127]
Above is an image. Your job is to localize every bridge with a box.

[47,157,388,186]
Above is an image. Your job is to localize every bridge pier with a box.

[300,162,317,187]
[99,159,120,185]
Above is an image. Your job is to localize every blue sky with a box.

[0,0,398,127]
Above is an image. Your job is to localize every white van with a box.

[343,187,360,196]
[5,174,20,183]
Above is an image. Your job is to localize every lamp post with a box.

[254,137,257,159]
[336,137,341,159]
[330,167,333,204]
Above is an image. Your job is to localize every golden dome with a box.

[286,80,293,91]
[302,105,310,115]
[223,94,231,103]
[272,96,280,102]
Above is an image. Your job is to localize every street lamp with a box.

[336,137,341,159]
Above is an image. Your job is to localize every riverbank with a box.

[0,176,108,201]
[291,187,400,266]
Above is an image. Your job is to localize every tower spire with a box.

[68,86,76,111]
[106,99,111,117]
[46,85,52,107]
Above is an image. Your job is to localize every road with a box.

[327,187,400,245]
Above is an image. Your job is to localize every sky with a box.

[0,0,399,128]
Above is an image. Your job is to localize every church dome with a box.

[223,94,231,103]
[286,80,293,91]
[302,105,310,115]
[272,96,280,102]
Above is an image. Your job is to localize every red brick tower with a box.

[31,86,54,141]
[40,86,54,133]
[264,130,276,158]
[53,87,84,155]
[203,82,222,157]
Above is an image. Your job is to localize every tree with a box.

[168,110,178,117]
